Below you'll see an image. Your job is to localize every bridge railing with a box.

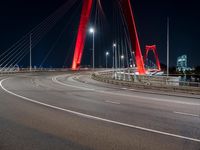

[119,70,200,88]
[0,68,70,75]
[93,70,200,90]
[0,67,105,75]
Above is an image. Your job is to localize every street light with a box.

[113,43,118,79]
[112,43,117,79]
[30,33,32,72]
[89,28,94,33]
[113,43,116,69]
[121,55,124,68]
[120,55,125,80]
[131,51,137,82]
[113,43,117,69]
[89,27,95,70]
[131,51,136,67]
[106,51,109,69]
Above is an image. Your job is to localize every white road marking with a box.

[173,111,199,117]
[52,77,95,91]
[121,88,127,90]
[105,100,120,105]
[1,78,200,143]
[31,79,40,87]
[129,89,136,91]
[53,75,200,106]
[31,79,34,84]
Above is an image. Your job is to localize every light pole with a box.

[121,55,124,68]
[106,51,109,69]
[113,43,116,79]
[113,43,116,69]
[167,17,170,78]
[121,55,125,80]
[89,28,95,70]
[30,33,32,72]
[131,51,137,82]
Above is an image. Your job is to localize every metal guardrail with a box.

[134,74,200,88]
[0,68,70,75]
[92,70,200,95]
[98,70,200,88]
[0,68,107,75]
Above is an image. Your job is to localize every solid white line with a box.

[53,75,200,106]
[1,78,200,143]
[174,111,199,117]
[105,100,120,105]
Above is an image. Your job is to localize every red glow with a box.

[72,0,149,74]
[72,0,93,70]
[120,0,146,74]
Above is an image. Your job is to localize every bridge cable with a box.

[0,0,78,68]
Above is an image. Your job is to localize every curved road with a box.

[0,72,200,150]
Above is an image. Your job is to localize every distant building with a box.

[176,55,192,72]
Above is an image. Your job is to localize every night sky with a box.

[0,0,199,68]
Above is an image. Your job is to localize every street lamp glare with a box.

[121,55,124,59]
[89,27,95,70]
[89,28,94,33]
[113,43,116,47]
[106,52,109,56]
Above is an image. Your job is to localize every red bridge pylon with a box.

[72,0,93,70]
[72,0,155,75]
[144,45,161,71]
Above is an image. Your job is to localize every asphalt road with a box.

[0,72,200,150]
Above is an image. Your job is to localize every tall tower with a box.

[72,0,93,70]
[72,0,147,74]
[119,0,146,74]
[144,45,161,71]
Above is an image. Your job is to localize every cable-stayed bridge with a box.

[0,1,200,149]
[0,0,161,75]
